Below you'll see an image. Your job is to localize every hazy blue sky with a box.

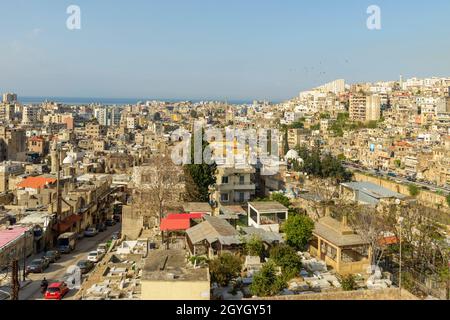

[0,0,449,101]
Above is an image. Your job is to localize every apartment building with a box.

[211,166,256,207]
[349,94,381,122]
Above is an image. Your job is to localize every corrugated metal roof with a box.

[0,226,29,249]
[186,216,238,245]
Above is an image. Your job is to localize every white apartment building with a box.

[22,106,38,125]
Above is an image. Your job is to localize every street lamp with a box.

[398,215,404,295]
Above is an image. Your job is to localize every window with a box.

[221,176,229,184]
[249,207,258,223]
[239,175,245,185]
[220,193,229,202]
[238,192,245,202]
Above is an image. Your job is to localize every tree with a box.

[190,110,198,118]
[348,205,392,267]
[271,193,291,208]
[250,262,286,297]
[153,112,162,121]
[209,253,243,287]
[446,194,450,207]
[284,215,314,251]
[341,274,357,291]
[408,184,420,197]
[244,235,265,258]
[133,154,184,226]
[269,244,302,280]
[183,127,217,202]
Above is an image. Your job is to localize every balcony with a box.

[216,182,256,192]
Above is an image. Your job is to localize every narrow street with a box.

[19,223,121,300]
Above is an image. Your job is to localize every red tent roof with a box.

[166,213,204,220]
[160,218,191,232]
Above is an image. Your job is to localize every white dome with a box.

[285,149,299,160]
[62,155,75,165]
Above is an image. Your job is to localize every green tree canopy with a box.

[250,262,286,297]
[244,235,265,258]
[208,253,243,287]
[269,244,302,280]
[408,184,420,197]
[284,214,314,250]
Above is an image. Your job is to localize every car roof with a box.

[88,251,98,254]
[48,282,64,288]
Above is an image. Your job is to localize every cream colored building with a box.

[141,249,210,300]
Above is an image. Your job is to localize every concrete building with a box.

[309,216,372,275]
[247,201,288,233]
[365,94,381,122]
[141,249,210,300]
[2,93,17,104]
[22,106,38,125]
[210,166,256,207]
[0,126,27,162]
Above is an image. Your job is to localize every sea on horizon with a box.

[19,96,262,105]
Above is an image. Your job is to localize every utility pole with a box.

[11,260,19,300]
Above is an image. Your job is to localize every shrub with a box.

[250,262,286,297]
[208,253,242,287]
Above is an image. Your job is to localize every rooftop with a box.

[0,226,29,249]
[341,181,406,204]
[142,249,209,282]
[16,176,57,189]
[186,215,239,245]
[248,201,289,212]
[183,202,212,213]
[313,216,368,247]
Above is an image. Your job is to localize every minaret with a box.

[50,139,59,174]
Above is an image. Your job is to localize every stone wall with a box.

[353,172,449,212]
[251,288,418,300]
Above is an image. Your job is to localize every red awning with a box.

[160,218,191,232]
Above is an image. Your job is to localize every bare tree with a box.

[132,154,185,228]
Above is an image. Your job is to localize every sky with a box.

[0,0,450,101]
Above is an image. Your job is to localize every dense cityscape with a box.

[0,76,449,301]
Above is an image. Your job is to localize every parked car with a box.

[111,231,121,240]
[87,251,104,263]
[105,219,116,226]
[97,243,108,255]
[43,250,61,263]
[96,222,107,232]
[84,227,98,237]
[76,260,94,274]
[26,259,50,274]
[44,282,70,300]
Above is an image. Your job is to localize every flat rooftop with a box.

[142,249,209,282]
[248,201,288,212]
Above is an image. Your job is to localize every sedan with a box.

[105,219,116,226]
[84,227,98,237]
[26,259,50,274]
[87,251,104,263]
[76,260,94,274]
[43,250,61,263]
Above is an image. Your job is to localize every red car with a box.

[44,282,70,300]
